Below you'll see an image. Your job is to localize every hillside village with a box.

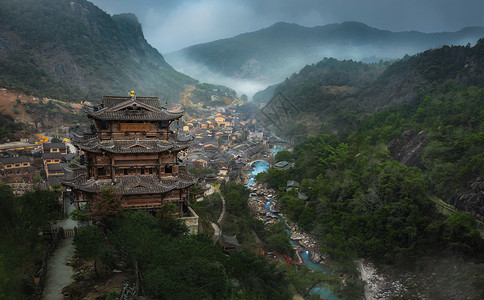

[0,97,287,199]
[181,106,288,182]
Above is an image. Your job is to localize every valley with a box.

[0,1,483,299]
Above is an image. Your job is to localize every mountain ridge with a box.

[165,21,484,96]
[259,39,484,132]
[0,0,196,102]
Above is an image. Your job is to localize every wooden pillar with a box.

[110,154,115,181]
[158,153,162,178]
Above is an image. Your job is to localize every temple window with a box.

[99,120,109,130]
[159,120,169,129]
[98,167,106,176]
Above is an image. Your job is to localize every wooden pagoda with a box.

[63,94,199,232]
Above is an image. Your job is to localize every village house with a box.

[43,142,67,154]
[203,143,218,153]
[274,160,292,171]
[46,163,65,187]
[0,156,34,177]
[42,152,62,165]
[220,234,241,253]
[217,166,229,181]
[5,150,20,157]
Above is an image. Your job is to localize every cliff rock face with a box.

[389,130,428,169]
[0,0,195,101]
[452,178,484,219]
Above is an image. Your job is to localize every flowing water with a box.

[247,160,339,299]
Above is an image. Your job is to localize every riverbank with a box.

[356,259,406,299]
[248,183,329,267]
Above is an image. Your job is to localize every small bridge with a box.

[247,160,270,167]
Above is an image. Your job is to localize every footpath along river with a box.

[247,160,338,300]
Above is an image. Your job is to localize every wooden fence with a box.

[32,227,63,300]
[102,231,144,300]
[118,260,142,300]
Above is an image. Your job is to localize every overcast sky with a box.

[90,0,484,54]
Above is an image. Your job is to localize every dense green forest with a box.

[273,58,388,115]
[0,114,29,142]
[0,184,62,299]
[187,182,357,298]
[257,41,484,219]
[0,0,196,102]
[73,210,295,299]
[255,82,484,266]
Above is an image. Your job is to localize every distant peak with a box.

[340,21,372,27]
[112,13,139,23]
[268,22,304,29]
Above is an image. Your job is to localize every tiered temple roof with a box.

[63,172,198,195]
[71,136,192,153]
[84,96,184,121]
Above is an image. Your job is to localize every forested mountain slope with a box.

[261,40,484,134]
[0,0,196,102]
[254,41,484,299]
[260,40,484,221]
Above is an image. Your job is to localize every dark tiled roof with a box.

[103,96,162,109]
[63,172,197,195]
[43,143,66,151]
[5,150,19,157]
[74,137,192,153]
[84,97,183,121]
[85,110,183,121]
[48,176,64,186]
[0,155,31,164]
[43,152,63,160]
[62,153,78,162]
[47,163,64,172]
[221,235,241,246]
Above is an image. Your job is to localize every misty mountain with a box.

[0,0,196,102]
[259,40,484,135]
[165,22,484,96]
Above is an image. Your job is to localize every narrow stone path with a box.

[216,193,226,224]
[210,186,225,243]
[211,222,221,243]
[42,195,77,300]
[42,237,75,299]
